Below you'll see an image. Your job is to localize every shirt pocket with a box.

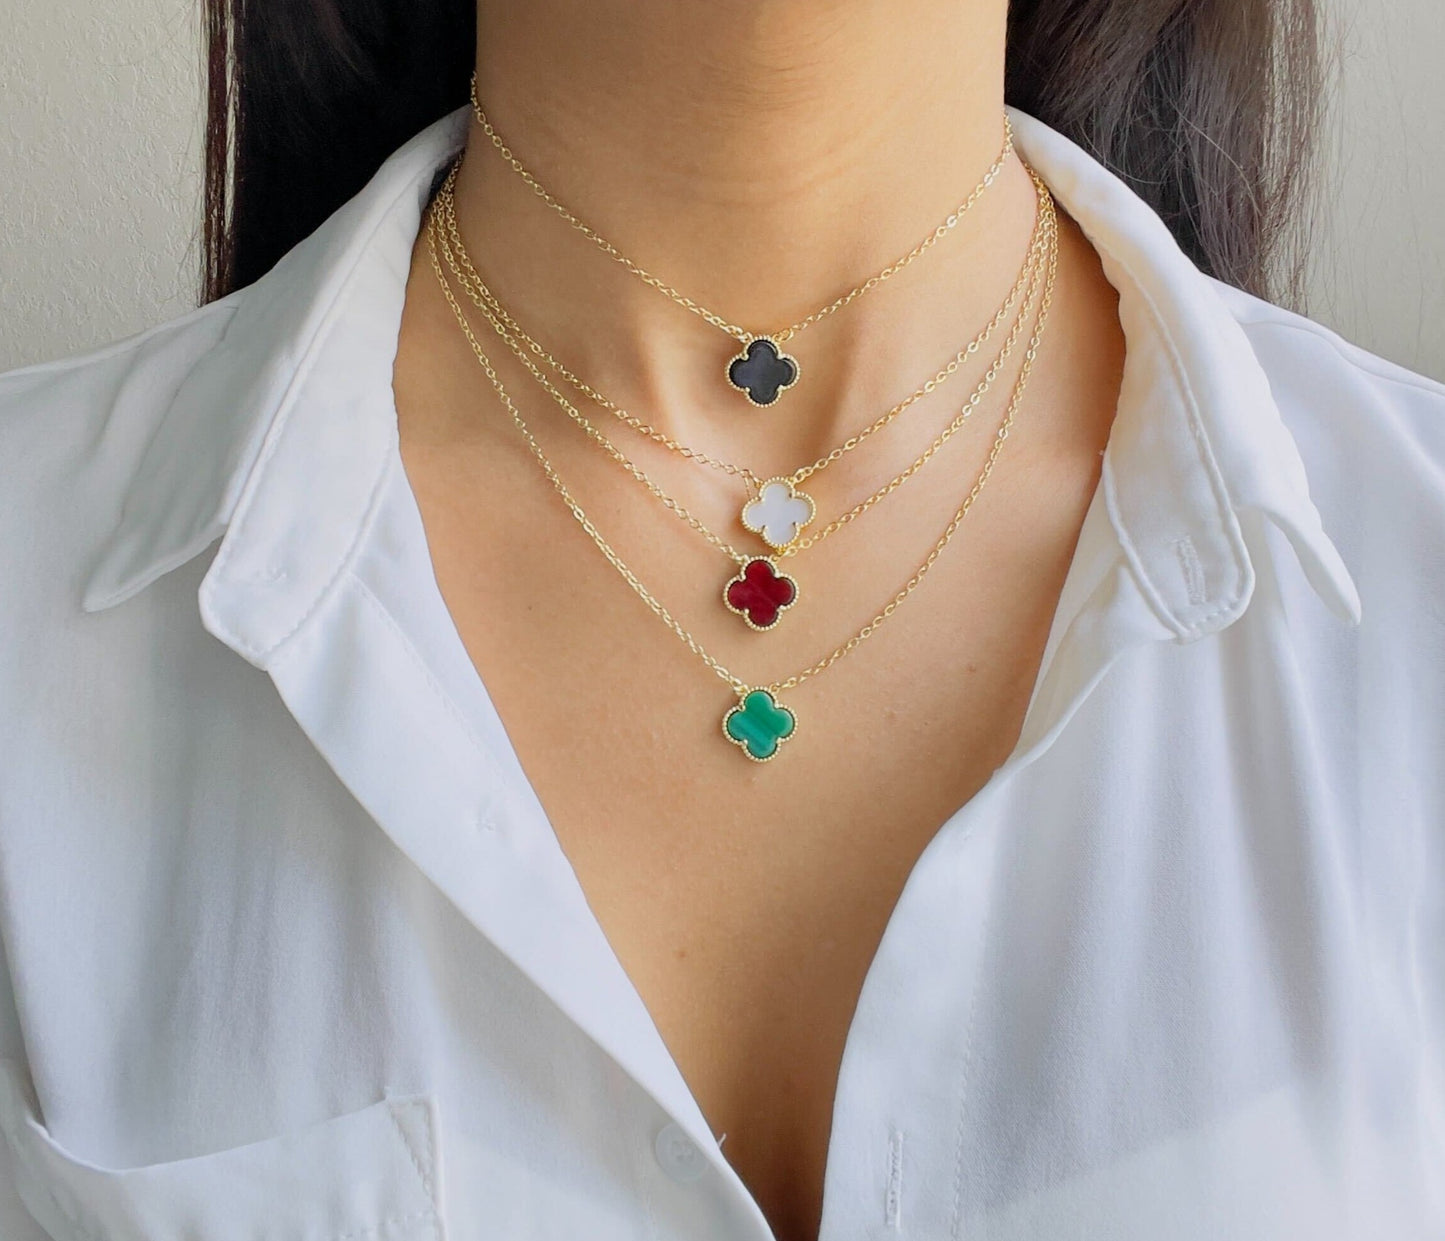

[0,1060,444,1241]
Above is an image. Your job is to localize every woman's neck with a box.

[453,0,1033,465]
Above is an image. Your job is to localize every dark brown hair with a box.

[201,0,1322,306]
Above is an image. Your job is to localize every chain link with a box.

[468,72,1014,346]
[432,171,1055,566]
[774,228,1058,692]
[782,192,1056,557]
[423,185,1058,699]
[435,165,1048,487]
[430,207,748,564]
[427,223,749,695]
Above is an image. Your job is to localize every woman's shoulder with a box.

[0,295,245,626]
[1204,279,1445,651]
[1208,277,1445,467]
[0,296,247,524]
[0,293,243,454]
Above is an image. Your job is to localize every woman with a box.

[0,1,1440,1238]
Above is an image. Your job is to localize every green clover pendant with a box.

[723,689,796,762]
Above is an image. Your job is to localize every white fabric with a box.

[0,103,1441,1241]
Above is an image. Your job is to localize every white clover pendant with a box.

[741,479,815,550]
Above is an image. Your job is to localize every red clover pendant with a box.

[724,558,798,630]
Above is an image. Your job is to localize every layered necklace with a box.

[469,73,1015,408]
[428,94,1058,761]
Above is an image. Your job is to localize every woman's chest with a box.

[1,445,1434,1239]
[0,610,1433,1241]
[515,737,1013,1241]
[396,425,1075,1238]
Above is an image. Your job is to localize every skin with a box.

[392,3,1127,1238]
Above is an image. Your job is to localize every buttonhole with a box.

[886,1127,904,1229]
[1173,536,1208,606]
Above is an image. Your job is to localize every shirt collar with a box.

[81,103,1360,648]
[1003,109,1360,633]
[80,109,471,648]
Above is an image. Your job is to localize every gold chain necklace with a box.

[435,164,1048,491]
[468,72,1015,407]
[423,202,1058,761]
[429,175,1056,631]
[430,188,1050,556]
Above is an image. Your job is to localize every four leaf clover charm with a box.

[723,689,797,762]
[724,558,798,630]
[741,479,815,550]
[727,338,799,406]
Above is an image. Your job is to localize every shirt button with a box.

[654,1122,708,1184]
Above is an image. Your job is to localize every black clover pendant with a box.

[727,338,799,406]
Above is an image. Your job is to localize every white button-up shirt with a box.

[0,103,1441,1241]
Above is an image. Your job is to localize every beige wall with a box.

[1,1,1442,380]
[1306,0,1445,381]
[1,1,205,372]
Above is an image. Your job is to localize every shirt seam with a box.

[385,1099,445,1241]
[341,566,517,808]
[201,165,449,662]
[204,421,397,667]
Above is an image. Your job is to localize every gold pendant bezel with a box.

[721,688,797,762]
[725,337,801,408]
[739,477,816,551]
[722,557,800,632]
